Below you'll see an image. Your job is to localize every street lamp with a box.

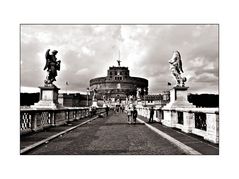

[144,88,146,106]
[86,88,89,107]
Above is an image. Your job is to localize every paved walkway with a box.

[20,111,219,155]
[138,116,219,155]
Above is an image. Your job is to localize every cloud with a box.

[21,25,218,94]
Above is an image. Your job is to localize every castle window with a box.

[115,76,122,81]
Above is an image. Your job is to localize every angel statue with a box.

[168,51,187,87]
[44,49,61,85]
[136,88,141,99]
[92,88,97,101]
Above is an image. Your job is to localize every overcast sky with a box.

[20,25,218,94]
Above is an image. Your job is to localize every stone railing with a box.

[20,107,106,135]
[137,106,164,123]
[136,106,219,144]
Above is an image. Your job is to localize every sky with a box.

[20,24,218,94]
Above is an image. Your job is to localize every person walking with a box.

[105,105,109,116]
[121,106,125,113]
[149,106,154,123]
[127,106,132,124]
[132,106,138,124]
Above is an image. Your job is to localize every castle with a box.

[89,61,148,102]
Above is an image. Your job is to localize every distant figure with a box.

[168,51,187,87]
[117,60,121,66]
[105,105,109,116]
[136,88,141,99]
[121,105,124,113]
[149,107,154,123]
[127,106,132,124]
[132,106,138,124]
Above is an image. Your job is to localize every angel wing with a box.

[178,58,183,73]
[44,49,50,70]
[177,51,184,73]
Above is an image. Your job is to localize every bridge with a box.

[20,107,219,155]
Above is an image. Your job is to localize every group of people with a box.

[126,106,155,124]
[105,104,155,124]
[114,105,124,113]
[126,106,138,124]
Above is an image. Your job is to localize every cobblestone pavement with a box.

[26,111,186,155]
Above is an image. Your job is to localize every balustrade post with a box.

[153,109,158,122]
[51,111,56,126]
[155,109,163,123]
[31,112,38,131]
[162,109,177,127]
[86,109,89,117]
[66,110,69,122]
[76,110,80,120]
[144,108,147,118]
[204,113,219,143]
[182,111,195,133]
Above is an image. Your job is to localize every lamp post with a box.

[86,88,89,107]
[144,88,146,106]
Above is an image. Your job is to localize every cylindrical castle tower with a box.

[89,65,148,100]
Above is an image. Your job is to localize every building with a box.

[58,93,92,107]
[142,91,170,107]
[89,63,148,102]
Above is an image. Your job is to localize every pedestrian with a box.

[121,106,124,113]
[105,105,109,116]
[149,106,154,123]
[127,106,132,124]
[132,106,138,124]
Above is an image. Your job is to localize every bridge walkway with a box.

[20,111,218,155]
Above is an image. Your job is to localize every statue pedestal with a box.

[136,99,143,107]
[91,99,98,107]
[163,86,195,109]
[162,86,195,127]
[31,85,62,109]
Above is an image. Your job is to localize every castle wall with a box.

[89,66,148,98]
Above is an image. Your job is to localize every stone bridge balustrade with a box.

[163,107,219,143]
[136,107,164,123]
[20,107,106,135]
[136,106,219,144]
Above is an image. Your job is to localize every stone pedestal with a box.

[91,99,98,107]
[162,86,195,127]
[136,99,143,107]
[163,86,195,109]
[31,85,62,109]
